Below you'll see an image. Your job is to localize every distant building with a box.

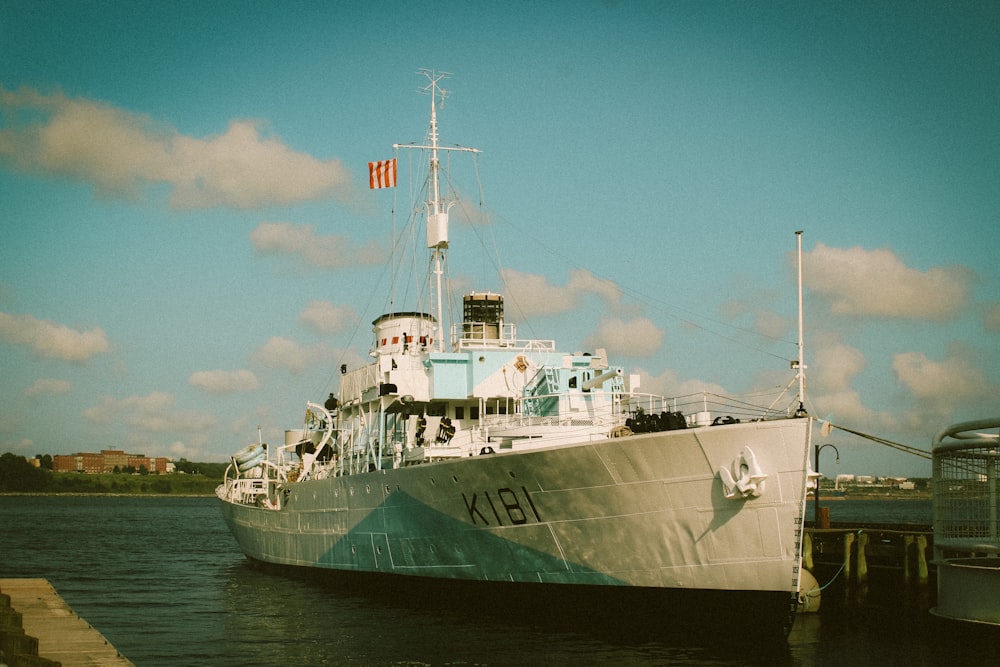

[52,450,170,474]
[835,474,856,489]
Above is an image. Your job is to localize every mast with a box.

[795,230,807,416]
[394,70,480,352]
[427,71,447,352]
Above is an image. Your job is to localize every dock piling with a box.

[856,532,869,584]
[842,532,855,581]
[804,525,934,612]
[916,534,928,583]
[803,532,813,571]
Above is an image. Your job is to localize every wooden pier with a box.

[803,523,936,612]
[0,579,133,667]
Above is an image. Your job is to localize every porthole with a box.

[365,484,371,494]
[452,475,459,483]
[508,471,516,478]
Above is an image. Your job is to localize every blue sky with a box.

[1,1,997,477]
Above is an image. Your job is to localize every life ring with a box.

[233,443,264,466]
[236,450,266,472]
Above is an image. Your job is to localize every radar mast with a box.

[394,70,480,351]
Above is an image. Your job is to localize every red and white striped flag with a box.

[368,158,397,189]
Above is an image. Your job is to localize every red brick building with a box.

[52,450,170,474]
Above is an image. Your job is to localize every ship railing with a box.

[451,321,518,346]
[482,395,627,432]
[482,412,617,430]
[659,390,804,424]
[485,389,800,432]
[218,476,268,506]
[450,323,556,352]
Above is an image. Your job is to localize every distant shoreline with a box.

[812,492,932,501]
[0,492,214,498]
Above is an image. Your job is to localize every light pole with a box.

[814,443,840,526]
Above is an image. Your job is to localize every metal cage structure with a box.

[931,417,1000,626]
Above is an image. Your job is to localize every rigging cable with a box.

[822,421,933,460]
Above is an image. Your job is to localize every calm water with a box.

[1,495,997,666]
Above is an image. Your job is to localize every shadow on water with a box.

[222,556,1000,666]
[787,572,1000,667]
[225,558,798,665]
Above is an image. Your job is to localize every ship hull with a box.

[220,418,811,622]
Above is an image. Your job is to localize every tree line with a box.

[0,453,225,494]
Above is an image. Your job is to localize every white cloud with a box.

[189,369,261,394]
[796,335,997,443]
[718,297,791,343]
[0,311,109,362]
[84,392,172,423]
[719,299,746,321]
[892,350,991,405]
[169,441,195,458]
[583,316,665,358]
[636,367,729,400]
[0,438,34,454]
[811,340,867,393]
[449,193,493,228]
[804,243,975,320]
[501,268,579,318]
[252,336,332,375]
[566,270,629,311]
[250,222,385,269]
[299,300,357,334]
[24,378,72,396]
[984,302,1000,332]
[810,389,891,430]
[796,339,997,450]
[0,86,355,209]
[164,436,212,461]
[754,309,792,341]
[84,391,215,433]
[500,268,636,320]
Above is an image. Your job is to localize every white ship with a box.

[218,71,815,639]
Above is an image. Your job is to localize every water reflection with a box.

[218,560,796,665]
[4,496,997,666]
